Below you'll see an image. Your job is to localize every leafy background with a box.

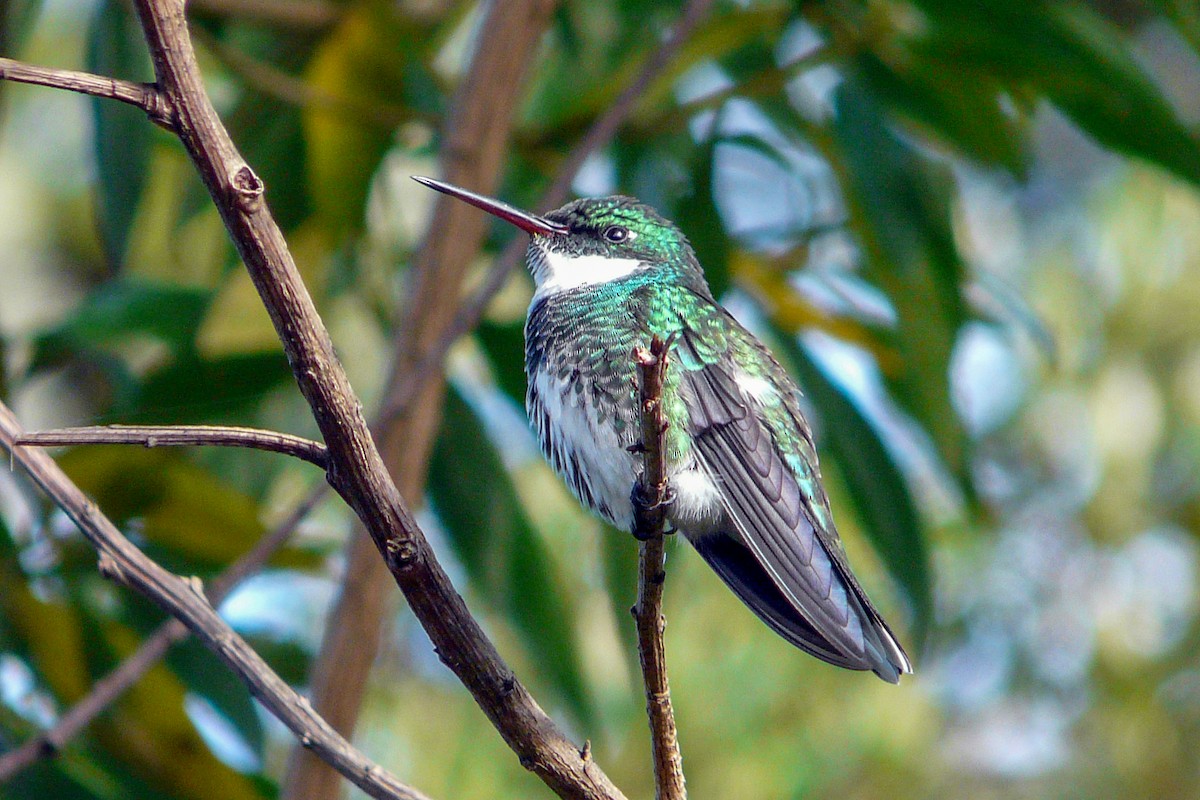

[3,0,1200,797]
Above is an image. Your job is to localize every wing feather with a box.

[675,326,909,679]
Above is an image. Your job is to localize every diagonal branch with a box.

[0,58,172,128]
[0,474,330,784]
[127,0,626,797]
[0,402,431,800]
[16,424,328,468]
[283,2,587,798]
[631,336,685,800]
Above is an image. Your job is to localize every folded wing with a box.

[676,325,910,681]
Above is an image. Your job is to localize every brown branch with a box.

[1,0,701,795]
[0,403,431,800]
[0,619,185,780]
[284,1,566,798]
[16,424,328,468]
[0,58,172,128]
[381,0,717,424]
[186,0,340,29]
[631,337,685,800]
[0,476,331,784]
[118,0,626,798]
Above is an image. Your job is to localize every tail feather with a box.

[691,532,909,683]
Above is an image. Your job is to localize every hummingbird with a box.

[413,176,912,682]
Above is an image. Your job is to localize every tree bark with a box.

[282,3,560,799]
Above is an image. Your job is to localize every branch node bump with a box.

[231,165,265,211]
[144,84,175,129]
[97,552,125,584]
[385,538,418,570]
[184,574,207,598]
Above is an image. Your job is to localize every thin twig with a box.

[381,0,717,423]
[187,0,340,29]
[16,425,328,468]
[0,476,332,784]
[0,403,431,800]
[631,336,685,800]
[0,625,184,779]
[0,58,172,128]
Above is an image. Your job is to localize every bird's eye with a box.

[603,225,634,243]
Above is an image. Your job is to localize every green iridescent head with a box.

[538,196,686,261]
[411,176,706,297]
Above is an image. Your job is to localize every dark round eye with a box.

[603,225,631,243]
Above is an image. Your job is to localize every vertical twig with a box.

[632,336,686,800]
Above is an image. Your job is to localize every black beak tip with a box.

[410,175,440,190]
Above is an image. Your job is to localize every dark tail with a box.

[691,532,910,683]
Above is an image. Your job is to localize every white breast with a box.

[529,366,640,530]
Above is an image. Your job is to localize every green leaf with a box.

[856,52,1027,174]
[227,95,311,233]
[32,280,211,363]
[830,79,971,485]
[907,0,1200,186]
[303,4,440,234]
[778,334,932,645]
[87,0,154,268]
[0,0,43,57]
[428,386,594,727]
[476,319,528,408]
[0,563,92,703]
[599,524,640,676]
[58,447,314,573]
[89,621,268,800]
[129,352,292,423]
[676,123,731,300]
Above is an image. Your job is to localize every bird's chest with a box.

[525,349,642,530]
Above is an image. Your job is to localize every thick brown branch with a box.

[0,403,430,800]
[632,337,685,800]
[0,479,330,784]
[17,424,328,468]
[0,58,172,128]
[123,0,626,797]
[286,1,574,798]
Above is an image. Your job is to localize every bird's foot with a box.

[630,482,676,540]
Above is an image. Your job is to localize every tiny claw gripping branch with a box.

[632,335,687,800]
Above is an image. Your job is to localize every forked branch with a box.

[0,0,626,795]
[0,58,172,127]
[0,402,431,800]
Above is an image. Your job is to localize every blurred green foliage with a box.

[2,0,1200,798]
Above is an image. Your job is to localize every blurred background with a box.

[3,0,1200,797]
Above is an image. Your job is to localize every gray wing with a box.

[675,327,910,681]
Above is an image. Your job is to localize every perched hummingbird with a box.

[413,176,912,682]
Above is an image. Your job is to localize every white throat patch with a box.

[531,247,643,302]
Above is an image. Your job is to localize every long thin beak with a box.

[412,176,567,236]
